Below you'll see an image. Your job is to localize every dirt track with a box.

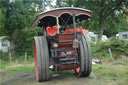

[0,71,101,85]
[1,72,34,85]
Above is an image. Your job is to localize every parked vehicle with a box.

[116,32,128,40]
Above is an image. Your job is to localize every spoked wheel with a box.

[75,34,92,77]
[34,36,50,82]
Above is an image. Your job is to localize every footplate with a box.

[59,58,77,64]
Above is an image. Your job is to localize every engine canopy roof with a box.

[31,7,92,28]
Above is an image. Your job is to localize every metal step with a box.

[52,56,66,58]
[59,58,77,64]
[51,48,66,52]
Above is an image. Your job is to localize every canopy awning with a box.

[31,7,92,28]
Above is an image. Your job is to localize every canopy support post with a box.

[56,17,60,33]
[73,14,76,38]
[73,14,79,48]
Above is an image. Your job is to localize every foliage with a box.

[0,59,10,69]
[74,0,127,38]
[4,0,37,37]
[14,29,36,55]
[0,0,42,57]
[0,51,8,60]
[0,0,54,55]
[10,55,34,63]
[104,14,128,37]
[0,0,8,36]
[56,0,128,38]
[91,38,128,59]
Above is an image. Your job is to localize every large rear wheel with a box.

[83,34,92,76]
[75,34,92,77]
[34,36,50,82]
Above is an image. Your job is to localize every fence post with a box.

[108,48,114,61]
[25,52,27,61]
[9,52,12,62]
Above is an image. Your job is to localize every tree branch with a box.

[103,0,125,20]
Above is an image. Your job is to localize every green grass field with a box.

[0,59,128,85]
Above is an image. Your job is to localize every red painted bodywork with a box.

[46,26,88,70]
[58,33,76,70]
[58,33,75,57]
[59,64,77,70]
[63,26,88,34]
[46,26,88,36]
[57,27,88,70]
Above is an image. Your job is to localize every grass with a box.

[93,64,128,80]
[3,65,35,75]
[91,59,128,85]
[0,59,35,76]
[1,59,128,77]
[0,59,11,69]
[0,63,35,82]
[0,58,128,85]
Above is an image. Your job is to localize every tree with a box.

[0,0,8,36]
[56,0,128,39]
[0,0,53,55]
[23,0,52,11]
[0,0,37,54]
[104,14,128,37]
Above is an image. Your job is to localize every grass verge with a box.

[0,59,128,85]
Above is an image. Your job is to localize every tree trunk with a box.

[10,40,15,55]
[97,0,124,40]
[9,29,19,56]
[98,13,105,40]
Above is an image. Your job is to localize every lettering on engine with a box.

[61,51,75,56]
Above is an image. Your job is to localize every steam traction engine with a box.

[32,7,92,82]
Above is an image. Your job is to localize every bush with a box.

[14,29,36,56]
[0,51,8,60]
[91,38,128,59]
[11,55,34,62]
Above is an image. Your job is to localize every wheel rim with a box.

[75,41,84,75]
[34,39,38,81]
[76,66,80,73]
